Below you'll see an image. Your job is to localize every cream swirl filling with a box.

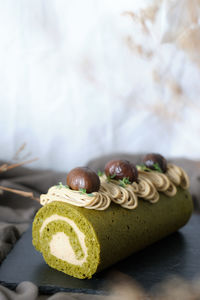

[40,164,189,211]
[40,214,87,265]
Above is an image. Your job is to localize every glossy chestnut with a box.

[143,153,167,173]
[104,159,138,183]
[67,167,100,193]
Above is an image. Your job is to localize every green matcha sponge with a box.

[32,187,193,279]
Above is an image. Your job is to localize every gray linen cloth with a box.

[0,161,66,264]
[0,155,199,300]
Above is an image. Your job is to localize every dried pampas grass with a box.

[0,144,40,202]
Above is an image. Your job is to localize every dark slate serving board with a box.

[0,214,200,295]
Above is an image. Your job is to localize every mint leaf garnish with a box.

[107,173,117,182]
[136,163,162,173]
[136,164,151,172]
[56,182,69,189]
[111,174,117,179]
[153,162,162,173]
[119,177,131,187]
[79,188,87,194]
[79,188,94,196]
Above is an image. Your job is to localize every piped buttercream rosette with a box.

[40,162,189,210]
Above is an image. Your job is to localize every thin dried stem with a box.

[0,164,9,172]
[0,157,38,173]
[0,186,40,202]
[12,143,27,160]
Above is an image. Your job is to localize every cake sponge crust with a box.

[33,201,100,279]
[32,187,193,278]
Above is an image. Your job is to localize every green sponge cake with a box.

[33,201,100,278]
[32,156,193,279]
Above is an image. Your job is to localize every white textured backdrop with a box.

[0,0,200,171]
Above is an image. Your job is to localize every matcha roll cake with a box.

[32,155,193,279]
